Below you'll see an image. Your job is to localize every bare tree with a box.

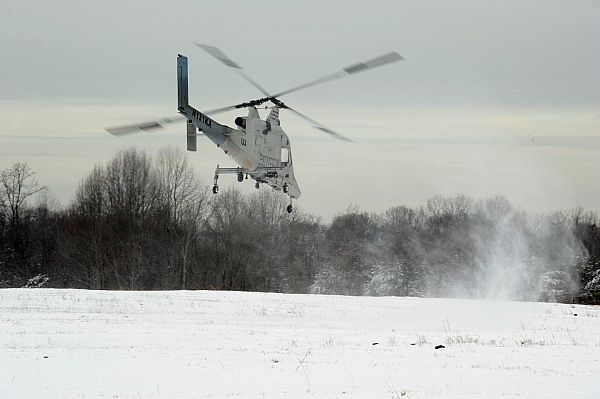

[156,147,201,223]
[155,146,210,289]
[0,162,45,238]
[104,149,158,221]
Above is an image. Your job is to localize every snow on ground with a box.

[1,289,599,399]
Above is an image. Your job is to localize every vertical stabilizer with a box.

[176,54,227,146]
[177,55,188,110]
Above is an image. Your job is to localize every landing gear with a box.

[212,165,247,194]
[212,172,219,194]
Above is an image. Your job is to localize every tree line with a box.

[1,147,599,304]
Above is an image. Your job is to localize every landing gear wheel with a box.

[237,172,244,182]
[286,204,293,213]
[255,182,260,189]
[212,185,219,194]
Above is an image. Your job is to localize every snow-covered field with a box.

[1,289,599,398]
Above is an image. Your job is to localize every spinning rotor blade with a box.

[286,106,353,143]
[105,115,186,136]
[105,103,253,136]
[271,52,404,98]
[108,48,401,141]
[195,43,271,97]
[201,104,240,115]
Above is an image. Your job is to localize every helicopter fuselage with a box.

[178,55,300,199]
[213,108,301,199]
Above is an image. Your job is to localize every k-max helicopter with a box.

[107,44,403,213]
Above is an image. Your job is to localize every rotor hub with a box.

[234,97,288,110]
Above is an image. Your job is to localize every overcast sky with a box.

[1,0,599,219]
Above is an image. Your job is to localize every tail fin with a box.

[177,55,188,110]
[176,54,227,147]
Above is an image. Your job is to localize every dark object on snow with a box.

[574,313,578,316]
[434,345,445,349]
[372,342,379,346]
[43,356,48,359]
[24,274,50,288]
[410,343,416,346]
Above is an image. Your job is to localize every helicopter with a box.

[106,44,403,213]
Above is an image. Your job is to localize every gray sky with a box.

[1,0,599,219]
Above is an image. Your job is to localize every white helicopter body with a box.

[107,45,403,213]
[177,54,300,204]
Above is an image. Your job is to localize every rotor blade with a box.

[201,104,239,115]
[286,106,353,143]
[195,43,272,97]
[104,103,241,136]
[105,115,186,136]
[272,52,404,98]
